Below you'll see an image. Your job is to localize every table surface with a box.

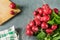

[0,0,60,40]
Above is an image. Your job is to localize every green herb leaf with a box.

[50,11,54,19]
[52,36,60,40]
[45,37,50,40]
[58,11,60,16]
[47,20,55,25]
[53,10,60,19]
[47,17,55,25]
[54,18,60,24]
[36,29,46,40]
[52,33,59,37]
[44,35,51,40]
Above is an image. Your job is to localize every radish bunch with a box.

[26,4,60,40]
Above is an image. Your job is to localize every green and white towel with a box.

[0,26,19,40]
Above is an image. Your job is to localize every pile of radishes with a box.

[26,4,59,36]
[9,2,16,15]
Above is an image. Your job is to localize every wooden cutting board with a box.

[0,0,21,25]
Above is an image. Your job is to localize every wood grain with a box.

[0,0,21,25]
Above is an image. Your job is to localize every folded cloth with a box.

[0,26,19,40]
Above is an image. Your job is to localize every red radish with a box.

[33,11,39,16]
[42,4,52,15]
[29,20,35,27]
[54,8,59,14]
[43,15,50,22]
[48,9,52,14]
[46,28,53,34]
[34,18,41,26]
[35,14,41,20]
[26,30,33,36]
[37,8,43,15]
[32,26,38,32]
[42,4,50,9]
[10,10,15,15]
[40,16,50,22]
[51,24,57,31]
[43,8,52,15]
[41,22,48,29]
[40,17,44,21]
[43,9,48,15]
[26,24,31,30]
[10,2,16,9]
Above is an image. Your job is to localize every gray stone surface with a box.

[0,0,60,40]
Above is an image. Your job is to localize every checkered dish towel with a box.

[0,26,19,40]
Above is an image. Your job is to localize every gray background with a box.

[0,0,60,40]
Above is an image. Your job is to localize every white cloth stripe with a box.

[0,26,19,40]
